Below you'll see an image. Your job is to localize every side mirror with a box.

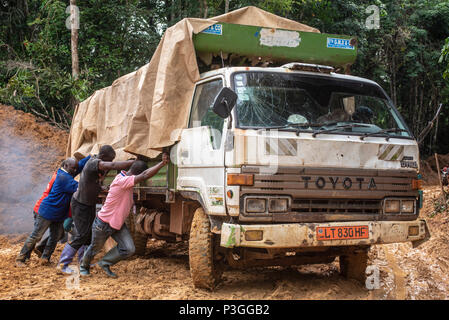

[212,87,237,119]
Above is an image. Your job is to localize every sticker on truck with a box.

[378,144,404,161]
[259,28,301,48]
[202,24,223,35]
[316,225,369,241]
[326,37,355,50]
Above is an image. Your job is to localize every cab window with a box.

[189,79,224,149]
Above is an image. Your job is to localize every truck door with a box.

[176,77,227,215]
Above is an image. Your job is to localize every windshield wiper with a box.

[257,122,333,132]
[312,123,370,137]
[259,123,304,130]
[258,123,318,132]
[256,122,363,137]
[360,128,409,141]
[295,122,338,136]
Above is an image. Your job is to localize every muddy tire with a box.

[189,207,222,290]
[126,213,148,256]
[339,248,369,283]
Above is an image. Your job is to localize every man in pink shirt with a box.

[79,153,169,277]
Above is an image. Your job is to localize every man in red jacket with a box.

[25,156,90,261]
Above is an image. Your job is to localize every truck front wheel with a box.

[339,248,369,283]
[189,207,222,290]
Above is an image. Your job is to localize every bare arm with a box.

[98,159,135,171]
[134,153,169,185]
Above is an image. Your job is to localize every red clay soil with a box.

[1,186,449,300]
[0,104,68,233]
[1,104,449,300]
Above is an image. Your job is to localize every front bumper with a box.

[220,220,430,249]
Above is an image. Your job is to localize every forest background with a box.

[1,0,449,156]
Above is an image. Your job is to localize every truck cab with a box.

[163,63,429,289]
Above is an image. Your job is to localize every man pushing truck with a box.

[79,154,169,278]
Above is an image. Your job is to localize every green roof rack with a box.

[193,22,357,69]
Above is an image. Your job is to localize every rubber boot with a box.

[77,245,86,263]
[57,243,77,274]
[99,264,117,278]
[79,264,90,277]
[79,245,95,277]
[97,247,122,278]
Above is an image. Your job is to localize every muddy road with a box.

[0,185,448,300]
[1,104,448,300]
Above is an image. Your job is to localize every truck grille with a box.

[238,166,418,222]
[241,166,417,199]
[291,199,382,215]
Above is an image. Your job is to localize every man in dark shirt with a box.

[16,158,79,266]
[57,145,134,274]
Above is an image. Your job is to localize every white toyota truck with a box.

[99,22,430,290]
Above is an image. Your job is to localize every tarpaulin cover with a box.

[66,6,320,160]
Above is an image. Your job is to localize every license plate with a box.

[316,225,369,241]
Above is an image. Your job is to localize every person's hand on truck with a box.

[133,153,170,185]
[162,152,170,165]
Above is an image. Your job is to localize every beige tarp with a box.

[67,6,320,160]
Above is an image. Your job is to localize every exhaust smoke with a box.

[0,105,66,234]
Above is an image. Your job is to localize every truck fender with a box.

[179,191,224,234]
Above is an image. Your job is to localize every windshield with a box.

[233,72,411,138]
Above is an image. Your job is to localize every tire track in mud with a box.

[382,245,407,300]
[369,236,449,299]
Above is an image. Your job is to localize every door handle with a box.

[180,150,189,158]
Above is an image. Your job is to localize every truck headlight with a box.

[401,200,415,213]
[385,200,400,213]
[384,199,416,214]
[269,198,288,213]
[246,198,266,213]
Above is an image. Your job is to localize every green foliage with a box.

[430,195,449,217]
[0,0,162,128]
[259,0,294,15]
[0,0,448,154]
[290,0,449,155]
[440,37,449,81]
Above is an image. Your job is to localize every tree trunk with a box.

[203,0,208,18]
[23,0,29,17]
[170,0,175,24]
[225,0,230,13]
[70,0,79,109]
[70,0,79,81]
[392,55,397,107]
